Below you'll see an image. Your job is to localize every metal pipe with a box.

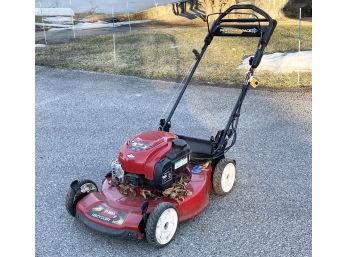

[163,43,209,128]
[126,0,132,32]
[70,0,76,39]
[39,2,47,45]
[216,68,254,151]
[297,7,302,85]
[112,8,117,67]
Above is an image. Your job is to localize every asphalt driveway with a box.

[35,66,311,257]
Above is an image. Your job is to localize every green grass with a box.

[35,23,312,88]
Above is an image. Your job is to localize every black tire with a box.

[145,202,178,247]
[65,179,98,217]
[213,159,236,195]
[101,172,111,186]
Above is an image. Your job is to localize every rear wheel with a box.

[145,202,178,247]
[65,179,98,217]
[213,159,236,195]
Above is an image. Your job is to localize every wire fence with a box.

[35,0,144,45]
[35,2,310,86]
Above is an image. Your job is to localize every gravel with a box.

[36,66,311,257]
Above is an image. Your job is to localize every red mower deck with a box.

[76,165,212,239]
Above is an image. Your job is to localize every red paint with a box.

[118,130,176,180]
[76,130,214,239]
[76,164,213,239]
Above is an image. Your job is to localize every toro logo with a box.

[102,208,117,218]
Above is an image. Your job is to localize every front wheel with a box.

[145,202,178,247]
[213,159,236,195]
[65,179,98,217]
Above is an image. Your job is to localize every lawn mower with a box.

[65,4,276,247]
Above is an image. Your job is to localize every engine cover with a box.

[117,130,190,190]
[118,130,174,180]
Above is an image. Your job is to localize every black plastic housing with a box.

[153,139,191,191]
[124,173,144,187]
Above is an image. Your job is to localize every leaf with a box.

[163,187,174,196]
[140,190,147,199]
[170,192,178,199]
[176,189,184,194]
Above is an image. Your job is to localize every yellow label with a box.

[249,77,259,88]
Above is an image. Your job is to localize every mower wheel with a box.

[101,172,111,185]
[213,159,236,195]
[145,202,178,247]
[65,179,98,217]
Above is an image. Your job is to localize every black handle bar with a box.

[212,4,274,23]
[206,4,277,68]
[158,4,277,133]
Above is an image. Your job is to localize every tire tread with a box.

[65,179,98,217]
[213,159,236,195]
[145,202,177,247]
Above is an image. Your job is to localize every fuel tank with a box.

[118,130,176,180]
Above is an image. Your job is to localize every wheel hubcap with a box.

[155,208,178,245]
[80,183,96,193]
[221,163,236,192]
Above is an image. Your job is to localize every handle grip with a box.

[206,4,277,68]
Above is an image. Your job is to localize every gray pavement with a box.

[35,66,311,257]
